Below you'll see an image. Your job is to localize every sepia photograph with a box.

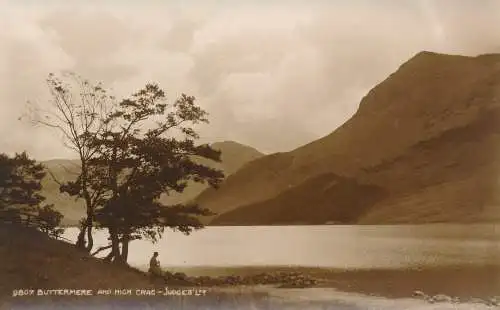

[1,0,500,309]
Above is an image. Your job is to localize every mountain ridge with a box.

[198,51,500,225]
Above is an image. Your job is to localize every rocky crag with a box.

[195,52,500,225]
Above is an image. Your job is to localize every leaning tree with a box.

[86,83,224,264]
[24,72,114,252]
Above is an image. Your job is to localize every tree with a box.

[88,83,224,264]
[0,152,63,236]
[36,204,64,238]
[24,72,114,252]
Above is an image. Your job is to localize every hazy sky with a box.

[1,0,500,160]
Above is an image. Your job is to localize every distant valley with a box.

[42,141,263,226]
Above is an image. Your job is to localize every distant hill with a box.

[40,141,263,226]
[40,159,85,226]
[196,51,500,225]
[159,141,263,205]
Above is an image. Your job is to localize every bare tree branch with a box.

[21,72,116,253]
[91,244,112,256]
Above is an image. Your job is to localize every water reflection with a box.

[62,224,500,270]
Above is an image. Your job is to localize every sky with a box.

[1,0,500,160]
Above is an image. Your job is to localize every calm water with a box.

[61,224,500,271]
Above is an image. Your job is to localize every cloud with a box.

[161,18,204,53]
[427,0,500,54]
[1,0,500,159]
[37,8,141,84]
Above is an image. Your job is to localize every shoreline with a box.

[150,264,500,300]
[59,221,500,228]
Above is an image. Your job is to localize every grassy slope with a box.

[0,223,153,300]
[198,51,500,225]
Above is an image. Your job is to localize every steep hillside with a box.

[213,173,388,225]
[198,51,500,225]
[211,141,264,175]
[41,141,262,226]
[161,141,263,205]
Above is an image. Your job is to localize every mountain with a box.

[40,159,85,226]
[40,141,263,226]
[212,173,388,225]
[195,51,500,225]
[159,141,263,205]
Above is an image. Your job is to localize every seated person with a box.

[149,251,162,277]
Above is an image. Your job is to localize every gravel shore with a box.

[157,264,500,301]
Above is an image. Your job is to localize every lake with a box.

[61,224,500,271]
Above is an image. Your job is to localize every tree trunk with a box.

[85,213,93,253]
[81,160,94,253]
[75,224,87,249]
[106,148,126,265]
[109,226,125,265]
[121,234,130,262]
